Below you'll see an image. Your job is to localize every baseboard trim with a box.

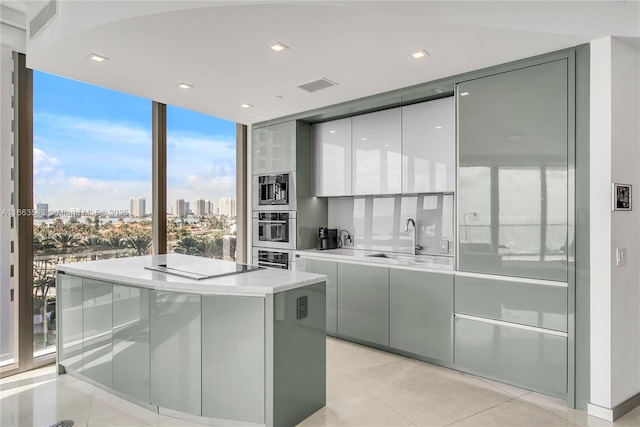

[588,392,640,421]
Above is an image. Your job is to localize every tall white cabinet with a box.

[312,118,352,197]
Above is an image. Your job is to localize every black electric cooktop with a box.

[145,260,263,280]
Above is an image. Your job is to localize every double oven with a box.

[252,172,296,270]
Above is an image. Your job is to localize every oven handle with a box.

[257,220,288,224]
[258,261,289,268]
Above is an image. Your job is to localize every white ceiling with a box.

[18,1,640,125]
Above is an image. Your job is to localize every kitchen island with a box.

[56,253,327,427]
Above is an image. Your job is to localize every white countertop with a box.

[56,254,326,296]
[296,248,455,273]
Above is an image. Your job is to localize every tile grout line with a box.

[440,393,523,427]
[345,370,418,426]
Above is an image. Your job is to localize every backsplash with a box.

[328,194,454,256]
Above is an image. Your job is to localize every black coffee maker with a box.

[318,228,338,250]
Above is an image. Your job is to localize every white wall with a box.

[589,36,640,418]
[610,37,640,406]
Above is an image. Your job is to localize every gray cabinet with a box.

[311,118,352,196]
[457,59,568,281]
[150,291,202,415]
[402,97,455,193]
[82,279,112,387]
[296,257,338,334]
[57,274,83,373]
[337,263,389,346]
[389,269,453,362]
[455,317,567,396]
[202,295,264,423]
[352,108,402,195]
[252,121,297,174]
[112,285,150,403]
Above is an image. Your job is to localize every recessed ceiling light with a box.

[270,42,289,52]
[460,92,470,96]
[384,144,390,147]
[435,126,442,129]
[361,138,367,141]
[88,53,109,62]
[411,49,429,59]
[329,130,336,133]
[241,103,253,108]
[177,83,193,89]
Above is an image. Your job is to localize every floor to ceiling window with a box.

[32,71,152,357]
[166,105,237,260]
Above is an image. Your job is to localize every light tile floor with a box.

[1,337,639,427]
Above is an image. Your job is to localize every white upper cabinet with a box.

[312,118,352,197]
[251,121,296,175]
[402,97,455,193]
[352,108,402,195]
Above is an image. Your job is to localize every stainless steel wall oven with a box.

[253,172,296,211]
[252,211,296,249]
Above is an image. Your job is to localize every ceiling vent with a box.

[297,78,338,93]
[30,0,57,40]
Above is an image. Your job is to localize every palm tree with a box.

[173,235,203,256]
[125,234,152,256]
[53,232,80,250]
[81,235,107,260]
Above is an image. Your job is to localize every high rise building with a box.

[207,200,215,215]
[193,198,207,216]
[35,202,49,219]
[173,199,186,217]
[218,197,236,217]
[130,197,146,217]
[184,201,190,216]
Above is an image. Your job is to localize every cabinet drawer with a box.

[455,275,567,332]
[455,317,567,396]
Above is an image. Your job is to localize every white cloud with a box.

[33,148,63,177]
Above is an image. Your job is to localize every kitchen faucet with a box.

[405,218,422,255]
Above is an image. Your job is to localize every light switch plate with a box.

[616,248,627,266]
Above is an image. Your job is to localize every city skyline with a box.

[33,71,236,211]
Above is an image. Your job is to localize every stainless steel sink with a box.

[366,253,395,259]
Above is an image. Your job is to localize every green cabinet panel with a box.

[389,269,453,362]
[82,279,112,387]
[202,295,265,423]
[297,257,337,334]
[455,275,567,332]
[457,59,569,281]
[112,285,150,403]
[252,121,297,174]
[455,317,567,397]
[337,263,389,346]
[150,291,201,415]
[272,283,327,427]
[57,274,83,373]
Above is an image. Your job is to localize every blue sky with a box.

[33,71,236,213]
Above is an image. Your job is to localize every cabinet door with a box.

[389,269,453,362]
[112,285,150,403]
[150,291,201,415]
[82,279,113,387]
[402,97,455,193]
[57,274,83,373]
[352,108,402,195]
[202,295,264,423]
[457,59,568,281]
[252,121,296,174]
[297,258,338,334]
[312,118,352,196]
[337,263,389,346]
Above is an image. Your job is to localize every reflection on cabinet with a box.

[296,257,338,334]
[337,263,389,346]
[312,118,352,196]
[150,291,202,415]
[82,279,112,387]
[352,108,402,195]
[455,316,567,396]
[402,97,455,193]
[202,295,264,423]
[112,285,150,403]
[457,59,569,281]
[58,274,83,373]
[252,121,297,175]
[389,269,453,362]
